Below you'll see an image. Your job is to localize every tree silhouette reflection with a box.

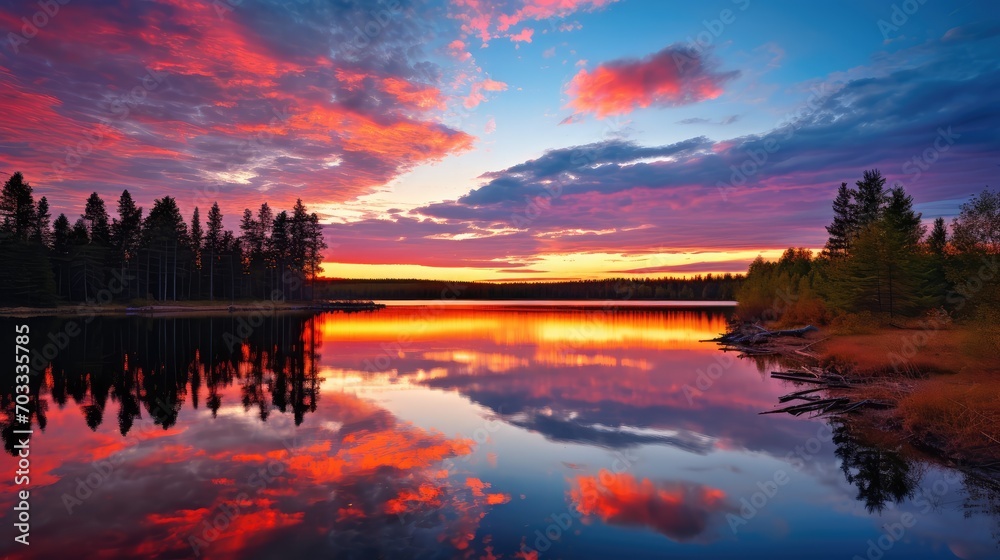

[1,313,322,455]
[832,421,922,514]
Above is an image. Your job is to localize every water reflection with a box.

[569,471,734,543]
[832,422,922,514]
[0,308,996,559]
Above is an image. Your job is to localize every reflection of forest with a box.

[1,314,321,455]
[832,421,922,513]
[832,419,1000,544]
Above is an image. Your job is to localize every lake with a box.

[1,303,996,559]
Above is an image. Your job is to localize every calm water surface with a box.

[1,304,996,559]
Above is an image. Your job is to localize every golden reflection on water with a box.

[317,307,729,351]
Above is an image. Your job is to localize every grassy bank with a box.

[720,320,1000,471]
[818,323,1000,466]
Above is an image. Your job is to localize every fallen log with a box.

[778,387,828,403]
[760,397,851,416]
[711,325,819,346]
[768,325,819,337]
[819,399,893,416]
[771,371,852,388]
[771,372,828,384]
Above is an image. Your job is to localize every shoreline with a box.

[710,323,1000,479]
[0,299,734,317]
[0,300,386,318]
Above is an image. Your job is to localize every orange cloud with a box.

[569,471,732,542]
[566,45,737,117]
[380,77,447,111]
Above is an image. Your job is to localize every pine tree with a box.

[70,216,100,300]
[854,169,888,228]
[290,199,310,299]
[83,192,112,246]
[52,214,71,298]
[142,197,189,301]
[190,207,203,298]
[0,172,36,242]
[239,208,258,252]
[111,190,143,259]
[53,214,71,252]
[927,217,947,255]
[111,190,143,300]
[305,212,327,299]
[71,218,89,243]
[255,203,273,250]
[270,211,290,296]
[884,186,925,247]
[205,202,224,301]
[924,217,949,307]
[32,196,52,246]
[255,203,273,296]
[825,183,856,257]
[0,173,57,305]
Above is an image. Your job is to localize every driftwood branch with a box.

[706,323,898,419]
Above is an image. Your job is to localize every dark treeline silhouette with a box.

[317,275,743,301]
[0,172,327,306]
[737,169,999,340]
[0,314,321,454]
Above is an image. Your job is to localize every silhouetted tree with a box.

[854,169,888,228]
[825,183,856,257]
[928,217,948,256]
[31,196,51,246]
[111,190,143,299]
[83,192,111,247]
[0,172,35,242]
[205,202,224,301]
[141,196,189,301]
[190,207,203,298]
[0,175,57,306]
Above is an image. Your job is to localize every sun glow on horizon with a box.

[317,248,806,281]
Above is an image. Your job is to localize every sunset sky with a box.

[2,0,998,281]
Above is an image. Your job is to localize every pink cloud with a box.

[463,78,509,108]
[567,45,738,117]
[448,0,618,43]
[447,39,473,62]
[510,27,534,43]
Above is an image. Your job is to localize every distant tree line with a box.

[738,169,999,348]
[317,275,743,301]
[0,172,326,307]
